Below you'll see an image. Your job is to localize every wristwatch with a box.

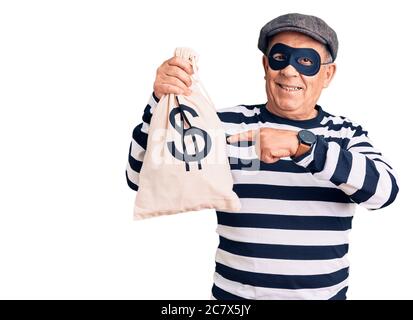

[294,130,317,158]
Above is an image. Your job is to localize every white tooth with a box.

[279,84,301,91]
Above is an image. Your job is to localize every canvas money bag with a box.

[134,47,241,219]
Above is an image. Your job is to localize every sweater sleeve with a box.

[293,125,399,210]
[125,92,159,191]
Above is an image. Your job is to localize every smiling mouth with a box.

[277,83,303,92]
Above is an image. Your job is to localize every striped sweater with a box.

[126,93,399,300]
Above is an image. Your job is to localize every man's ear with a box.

[323,63,336,88]
[262,55,269,79]
[262,55,269,71]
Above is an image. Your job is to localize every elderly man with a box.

[126,13,399,300]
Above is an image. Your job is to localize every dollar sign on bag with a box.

[167,100,212,171]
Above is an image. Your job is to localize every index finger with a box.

[168,56,194,75]
[227,130,257,143]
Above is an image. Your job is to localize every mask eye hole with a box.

[297,57,314,66]
[272,53,287,62]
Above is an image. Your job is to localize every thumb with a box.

[227,130,256,143]
[270,149,291,158]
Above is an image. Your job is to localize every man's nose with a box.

[280,64,299,77]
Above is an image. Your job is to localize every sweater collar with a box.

[259,103,325,129]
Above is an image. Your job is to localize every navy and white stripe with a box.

[126,95,399,300]
[126,93,158,191]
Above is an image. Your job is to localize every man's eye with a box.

[298,57,313,66]
[273,53,286,61]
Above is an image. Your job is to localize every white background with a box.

[0,0,412,299]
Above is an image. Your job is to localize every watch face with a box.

[299,130,316,145]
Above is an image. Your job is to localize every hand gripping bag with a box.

[134,47,241,219]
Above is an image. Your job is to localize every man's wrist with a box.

[294,141,311,158]
[290,132,300,156]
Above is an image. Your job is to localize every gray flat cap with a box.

[258,13,338,61]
